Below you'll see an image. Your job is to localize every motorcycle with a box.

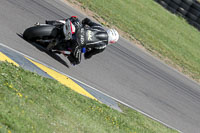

[23,19,86,57]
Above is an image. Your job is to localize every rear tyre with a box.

[182,0,193,6]
[168,1,179,10]
[177,7,188,16]
[158,0,168,8]
[186,12,198,21]
[172,0,182,5]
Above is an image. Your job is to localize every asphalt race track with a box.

[0,0,200,132]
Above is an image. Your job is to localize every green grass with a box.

[73,0,200,81]
[0,62,178,133]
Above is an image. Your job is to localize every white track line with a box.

[0,43,182,133]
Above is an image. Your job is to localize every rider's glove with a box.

[82,18,90,25]
[84,52,92,59]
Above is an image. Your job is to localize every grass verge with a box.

[0,62,178,133]
[69,0,200,82]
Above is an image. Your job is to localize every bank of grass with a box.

[73,0,200,81]
[0,62,177,133]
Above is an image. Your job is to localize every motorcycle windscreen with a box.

[63,20,73,40]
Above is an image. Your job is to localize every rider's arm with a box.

[86,41,107,49]
[84,42,106,59]
[84,48,105,59]
[82,18,102,27]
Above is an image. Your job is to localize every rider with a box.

[69,17,119,65]
[46,16,119,65]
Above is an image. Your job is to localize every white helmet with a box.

[107,29,119,44]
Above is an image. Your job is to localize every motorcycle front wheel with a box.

[23,25,58,41]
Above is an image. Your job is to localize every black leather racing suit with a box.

[71,18,109,64]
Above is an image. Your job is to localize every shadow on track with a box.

[17,33,70,68]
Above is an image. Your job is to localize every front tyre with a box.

[23,25,58,41]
